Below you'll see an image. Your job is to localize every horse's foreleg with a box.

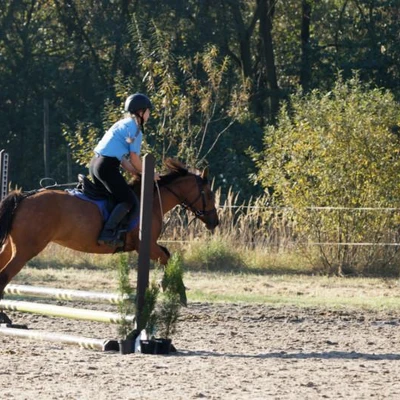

[159,245,171,262]
[149,242,171,266]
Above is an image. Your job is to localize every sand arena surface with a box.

[2,302,400,399]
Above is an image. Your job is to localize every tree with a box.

[64,19,253,196]
[253,74,400,274]
[1,0,398,199]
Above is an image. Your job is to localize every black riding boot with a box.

[98,202,131,247]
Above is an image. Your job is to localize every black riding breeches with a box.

[89,155,137,209]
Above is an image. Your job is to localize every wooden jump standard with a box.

[0,154,155,353]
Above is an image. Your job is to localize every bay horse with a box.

[0,159,219,298]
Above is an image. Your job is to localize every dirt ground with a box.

[2,302,400,400]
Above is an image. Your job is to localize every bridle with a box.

[164,175,217,219]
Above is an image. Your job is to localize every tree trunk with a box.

[111,0,130,77]
[228,3,253,79]
[300,0,312,91]
[258,0,279,123]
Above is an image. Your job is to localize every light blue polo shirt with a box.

[94,117,143,161]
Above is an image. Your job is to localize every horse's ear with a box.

[201,166,209,180]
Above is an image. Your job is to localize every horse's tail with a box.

[0,190,27,248]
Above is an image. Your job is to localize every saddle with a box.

[75,174,139,230]
[74,175,140,251]
[77,174,110,200]
[77,174,116,214]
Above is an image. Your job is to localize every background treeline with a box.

[0,0,399,200]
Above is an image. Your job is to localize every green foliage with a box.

[156,254,185,338]
[139,280,160,337]
[2,0,399,198]
[116,253,135,339]
[144,254,185,339]
[161,253,187,305]
[156,291,181,339]
[62,73,128,167]
[63,16,253,194]
[254,74,400,274]
[62,123,101,167]
[132,16,251,169]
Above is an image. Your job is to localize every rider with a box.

[90,93,158,247]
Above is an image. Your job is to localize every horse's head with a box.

[160,159,219,230]
[183,166,219,231]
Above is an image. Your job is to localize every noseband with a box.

[164,175,216,219]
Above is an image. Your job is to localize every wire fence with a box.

[158,202,400,275]
[158,204,400,248]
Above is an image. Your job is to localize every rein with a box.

[155,181,167,233]
[18,179,80,198]
[39,177,79,190]
[163,175,215,219]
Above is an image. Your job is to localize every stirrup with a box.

[97,231,124,248]
[98,237,124,248]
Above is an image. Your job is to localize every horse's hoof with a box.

[0,311,12,324]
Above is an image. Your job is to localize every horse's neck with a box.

[159,187,181,215]
[159,178,191,215]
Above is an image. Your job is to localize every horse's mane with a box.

[128,158,193,192]
[158,158,190,186]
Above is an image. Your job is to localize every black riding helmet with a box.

[124,93,152,114]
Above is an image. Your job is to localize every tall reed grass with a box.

[158,188,400,276]
[28,188,400,277]
[29,187,307,275]
[157,187,309,273]
[160,187,296,250]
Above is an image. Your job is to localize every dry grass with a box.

[160,187,296,253]
[12,258,400,311]
[13,188,400,310]
[184,272,400,310]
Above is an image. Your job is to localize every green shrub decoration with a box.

[146,253,185,339]
[116,253,136,339]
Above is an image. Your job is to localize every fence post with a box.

[0,150,9,201]
[43,99,50,177]
[135,153,155,335]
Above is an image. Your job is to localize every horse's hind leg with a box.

[0,240,12,301]
[0,239,12,270]
[0,242,12,321]
[0,255,31,298]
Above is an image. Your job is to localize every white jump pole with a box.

[5,284,131,304]
[0,300,135,324]
[0,326,119,351]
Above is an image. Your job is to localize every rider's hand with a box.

[154,172,161,181]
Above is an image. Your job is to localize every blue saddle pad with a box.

[66,189,139,231]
